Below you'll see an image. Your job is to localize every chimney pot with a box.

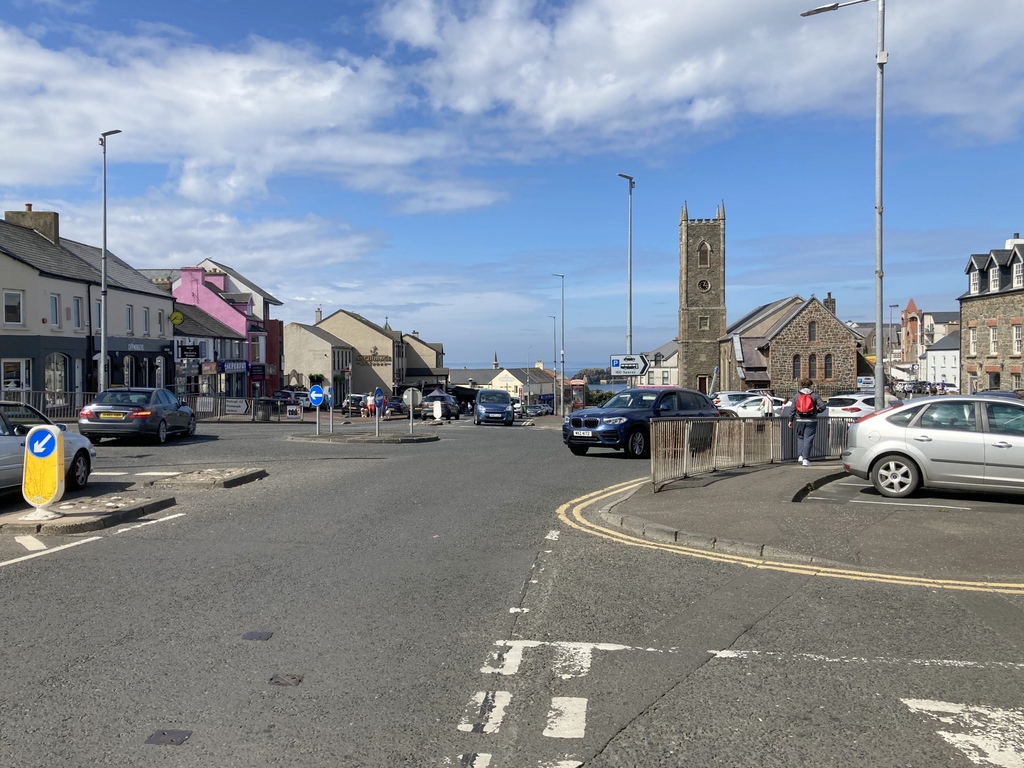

[25,203,32,211]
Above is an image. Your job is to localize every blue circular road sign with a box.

[308,385,325,407]
[374,387,385,411]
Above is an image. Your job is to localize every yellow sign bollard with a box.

[20,425,65,521]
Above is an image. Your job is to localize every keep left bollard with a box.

[20,424,65,521]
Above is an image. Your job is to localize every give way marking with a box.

[902,699,1024,767]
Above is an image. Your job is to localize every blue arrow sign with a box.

[29,431,56,459]
[308,385,325,407]
[374,387,385,412]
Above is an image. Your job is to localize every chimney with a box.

[823,291,837,316]
[315,306,322,323]
[4,204,59,244]
[1007,233,1024,249]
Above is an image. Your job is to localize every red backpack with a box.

[795,392,815,416]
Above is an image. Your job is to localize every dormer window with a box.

[1014,262,1023,289]
[970,270,980,294]
[989,266,1000,292]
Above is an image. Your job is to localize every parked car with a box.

[711,391,755,410]
[342,394,367,415]
[78,388,196,444]
[526,404,545,418]
[563,386,719,459]
[0,400,96,492]
[719,395,786,418]
[384,398,407,417]
[474,389,515,426]
[271,390,298,406]
[511,397,522,417]
[421,392,460,421]
[825,393,876,418]
[842,394,1024,498]
[291,390,313,410]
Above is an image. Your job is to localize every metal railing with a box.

[650,416,855,491]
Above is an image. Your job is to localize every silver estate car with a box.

[842,394,1024,498]
[0,401,96,492]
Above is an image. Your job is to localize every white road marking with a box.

[89,471,130,476]
[545,530,560,541]
[115,513,186,533]
[14,536,46,551]
[509,607,530,613]
[543,697,588,739]
[710,649,1024,671]
[456,755,492,767]
[482,640,674,677]
[538,761,584,768]
[136,471,182,476]
[848,498,973,510]
[458,691,512,734]
[0,537,103,569]
[902,699,1024,768]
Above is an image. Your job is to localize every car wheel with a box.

[871,454,920,498]
[66,450,91,491]
[568,444,589,456]
[186,416,197,437]
[625,428,649,459]
[155,420,168,444]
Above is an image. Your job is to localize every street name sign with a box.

[610,354,650,377]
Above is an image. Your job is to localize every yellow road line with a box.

[556,480,1024,595]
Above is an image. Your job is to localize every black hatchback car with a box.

[562,386,718,458]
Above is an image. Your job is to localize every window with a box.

[698,315,710,331]
[662,370,670,385]
[970,270,980,294]
[49,294,60,327]
[158,311,165,336]
[3,290,23,324]
[1015,325,1023,355]
[44,353,68,397]
[697,242,710,268]
[1013,373,1022,390]
[73,297,83,330]
[989,267,1000,292]
[969,328,977,355]
[126,305,134,334]
[792,355,801,380]
[990,326,998,355]
[123,355,135,387]
[919,402,976,432]
[808,321,817,342]
[143,307,150,335]
[94,300,102,331]
[986,402,1024,436]
[1015,262,1024,289]
[808,353,818,379]
[824,354,833,379]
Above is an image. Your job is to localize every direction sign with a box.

[22,425,65,510]
[308,384,325,407]
[326,386,333,407]
[374,387,385,412]
[609,354,650,377]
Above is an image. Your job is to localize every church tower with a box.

[678,201,726,393]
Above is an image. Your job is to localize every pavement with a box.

[596,459,1024,584]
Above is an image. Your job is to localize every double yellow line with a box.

[557,479,1024,595]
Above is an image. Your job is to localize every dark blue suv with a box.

[562,386,718,459]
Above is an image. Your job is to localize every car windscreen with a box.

[604,391,659,409]
[479,392,508,404]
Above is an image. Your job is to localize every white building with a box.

[920,331,961,390]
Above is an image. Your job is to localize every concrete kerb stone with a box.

[0,495,176,536]
[287,433,439,444]
[144,468,268,488]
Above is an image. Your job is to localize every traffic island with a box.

[142,467,268,488]
[0,494,176,535]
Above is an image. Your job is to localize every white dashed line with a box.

[135,471,182,477]
[115,513,186,533]
[89,471,129,476]
[458,691,512,734]
[543,697,588,739]
[0,537,103,569]
[14,536,46,551]
[709,649,1024,670]
[848,498,973,510]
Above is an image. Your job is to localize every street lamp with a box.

[888,302,899,388]
[616,173,635,358]
[548,315,557,405]
[99,128,122,392]
[801,0,886,411]
[525,346,531,408]
[552,273,565,417]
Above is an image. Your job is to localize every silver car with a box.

[842,394,1024,498]
[0,401,97,492]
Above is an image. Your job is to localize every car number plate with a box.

[573,429,592,437]
[99,412,123,419]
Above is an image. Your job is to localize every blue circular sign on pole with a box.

[308,384,325,407]
[374,387,385,412]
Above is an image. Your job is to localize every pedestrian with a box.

[788,378,827,467]
[759,392,774,418]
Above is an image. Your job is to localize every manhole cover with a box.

[145,729,192,746]
[269,674,303,687]
[242,631,273,641]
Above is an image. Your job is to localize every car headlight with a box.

[603,417,628,425]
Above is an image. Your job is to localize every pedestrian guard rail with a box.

[650,415,855,491]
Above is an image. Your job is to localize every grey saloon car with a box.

[842,394,1024,498]
[78,388,196,444]
[0,401,96,491]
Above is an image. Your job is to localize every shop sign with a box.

[355,345,393,367]
[180,345,200,359]
[201,362,218,375]
[250,364,266,377]
[221,360,249,374]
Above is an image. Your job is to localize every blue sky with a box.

[2,0,1023,374]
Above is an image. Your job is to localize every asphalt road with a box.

[1,417,1022,766]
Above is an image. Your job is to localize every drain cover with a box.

[269,674,303,686]
[145,730,192,746]
[242,631,273,641]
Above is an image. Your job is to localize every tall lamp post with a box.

[616,173,635,358]
[525,346,532,407]
[802,0,886,411]
[548,315,557,407]
[552,273,565,417]
[99,128,122,392]
[888,302,899,389]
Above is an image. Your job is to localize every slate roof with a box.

[289,322,350,347]
[175,305,245,339]
[201,259,282,306]
[725,296,803,337]
[0,219,100,283]
[61,238,170,298]
[925,330,960,352]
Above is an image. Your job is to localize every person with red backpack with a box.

[788,378,827,466]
